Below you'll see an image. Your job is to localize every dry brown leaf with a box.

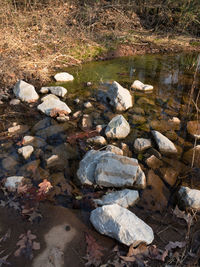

[38,179,53,194]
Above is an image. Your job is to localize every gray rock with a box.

[37,98,71,116]
[131,80,153,91]
[22,136,46,148]
[107,81,133,111]
[2,156,18,170]
[95,153,146,189]
[4,176,24,192]
[13,80,39,103]
[54,72,74,82]
[41,86,67,97]
[105,115,130,139]
[87,136,107,145]
[90,204,154,246]
[18,145,34,160]
[94,189,139,208]
[32,118,51,132]
[152,130,177,154]
[105,145,123,155]
[10,99,20,105]
[41,94,59,102]
[77,150,111,185]
[134,138,151,152]
[178,186,200,211]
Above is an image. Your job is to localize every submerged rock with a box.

[37,98,71,116]
[90,204,154,246]
[18,145,34,160]
[187,121,200,139]
[105,115,130,139]
[131,80,153,91]
[94,189,139,208]
[54,72,74,82]
[22,136,46,148]
[152,130,177,154]
[77,150,146,189]
[2,156,18,171]
[178,186,200,211]
[13,80,39,103]
[41,86,67,97]
[4,176,24,192]
[8,124,29,135]
[106,81,133,111]
[134,138,151,152]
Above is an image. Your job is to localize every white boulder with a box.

[18,145,34,160]
[54,72,74,82]
[90,204,154,246]
[4,176,24,192]
[131,80,153,91]
[41,86,67,97]
[152,130,177,154]
[37,99,71,116]
[13,80,39,103]
[105,115,130,139]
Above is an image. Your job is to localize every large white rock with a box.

[41,86,67,97]
[131,80,153,91]
[13,80,39,103]
[90,204,154,246]
[152,130,177,154]
[95,153,146,189]
[77,150,146,189]
[107,81,133,111]
[105,115,130,139]
[4,176,24,192]
[134,138,152,152]
[37,99,71,116]
[54,72,74,82]
[41,94,59,102]
[94,189,139,208]
[178,186,200,210]
[18,145,34,160]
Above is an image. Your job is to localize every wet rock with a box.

[105,115,130,139]
[32,118,51,132]
[54,72,74,82]
[46,155,59,168]
[8,124,29,135]
[72,110,82,119]
[52,143,78,160]
[183,145,200,168]
[87,136,107,145]
[41,94,59,102]
[178,186,200,211]
[146,155,163,170]
[94,189,139,208]
[187,121,200,139]
[90,204,154,246]
[18,160,40,176]
[4,176,24,192]
[2,156,18,170]
[81,114,92,130]
[36,124,69,139]
[132,115,146,124]
[9,99,20,105]
[84,101,92,108]
[56,115,69,122]
[131,80,153,91]
[160,167,178,186]
[137,97,154,106]
[41,86,67,97]
[13,80,39,103]
[105,145,123,155]
[18,145,34,160]
[134,138,151,152]
[95,153,146,189]
[106,81,133,111]
[146,147,162,159]
[152,130,177,154]
[22,136,46,148]
[37,98,71,116]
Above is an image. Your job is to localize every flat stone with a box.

[54,72,74,82]
[90,204,154,246]
[41,94,59,102]
[146,155,163,170]
[18,145,34,160]
[37,98,71,116]
[134,138,151,152]
[87,136,107,145]
[152,130,177,154]
[94,189,139,208]
[187,121,200,139]
[13,80,39,103]
[8,124,29,135]
[2,156,18,170]
[105,145,123,155]
[41,86,67,97]
[105,115,130,139]
[107,81,133,111]
[9,99,20,105]
[4,176,24,192]
[22,136,46,148]
[178,186,200,211]
[131,80,153,91]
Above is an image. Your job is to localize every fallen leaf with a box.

[173,206,193,225]
[38,179,53,195]
[84,232,104,266]
[165,241,186,251]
